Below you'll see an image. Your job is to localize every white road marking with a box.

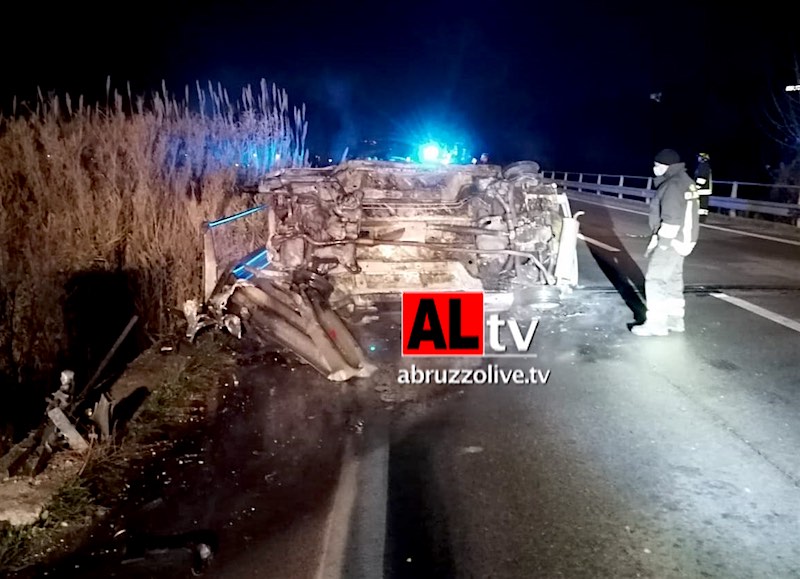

[700,224,800,247]
[711,293,800,333]
[316,437,359,579]
[577,233,620,252]
[348,427,389,578]
[572,196,648,216]
[316,426,391,579]
[571,196,800,247]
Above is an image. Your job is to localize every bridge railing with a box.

[543,172,800,227]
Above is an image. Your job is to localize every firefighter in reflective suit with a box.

[633,149,700,336]
[694,152,712,223]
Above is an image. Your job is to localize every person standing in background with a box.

[694,152,712,223]
[633,149,700,336]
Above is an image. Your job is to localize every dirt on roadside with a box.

[1,314,456,578]
[0,333,235,576]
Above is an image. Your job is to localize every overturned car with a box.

[249,160,579,304]
[191,160,581,380]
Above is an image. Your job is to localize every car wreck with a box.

[189,160,581,380]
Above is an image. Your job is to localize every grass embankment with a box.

[0,78,305,436]
[0,76,307,573]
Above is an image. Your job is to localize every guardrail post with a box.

[563,172,569,182]
[795,193,799,228]
[729,182,738,218]
[202,222,218,302]
[596,174,602,195]
[645,177,652,204]
[578,173,584,192]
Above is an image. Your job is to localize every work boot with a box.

[667,316,685,332]
[631,320,669,336]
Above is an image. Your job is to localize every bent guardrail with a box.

[202,205,269,300]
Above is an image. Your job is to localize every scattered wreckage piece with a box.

[46,408,89,452]
[0,429,43,480]
[0,371,89,481]
[186,273,377,382]
[0,315,147,488]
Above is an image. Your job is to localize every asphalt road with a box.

[380,193,800,579]
[31,192,799,578]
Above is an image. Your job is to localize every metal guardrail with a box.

[202,205,270,300]
[543,172,800,227]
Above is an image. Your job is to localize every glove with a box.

[644,234,658,258]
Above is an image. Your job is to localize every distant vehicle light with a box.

[421,143,441,163]
[786,85,800,92]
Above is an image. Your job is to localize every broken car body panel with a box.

[248,160,578,301]
[190,160,581,380]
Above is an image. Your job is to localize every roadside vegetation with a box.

[0,76,307,573]
[0,78,306,449]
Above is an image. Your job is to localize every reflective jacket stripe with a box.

[671,196,696,256]
[682,194,693,245]
[658,223,680,238]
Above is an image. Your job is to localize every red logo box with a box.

[401,292,484,356]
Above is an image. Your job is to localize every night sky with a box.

[3,0,797,180]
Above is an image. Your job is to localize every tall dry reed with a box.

[0,78,307,416]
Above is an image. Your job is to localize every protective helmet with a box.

[698,152,710,161]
